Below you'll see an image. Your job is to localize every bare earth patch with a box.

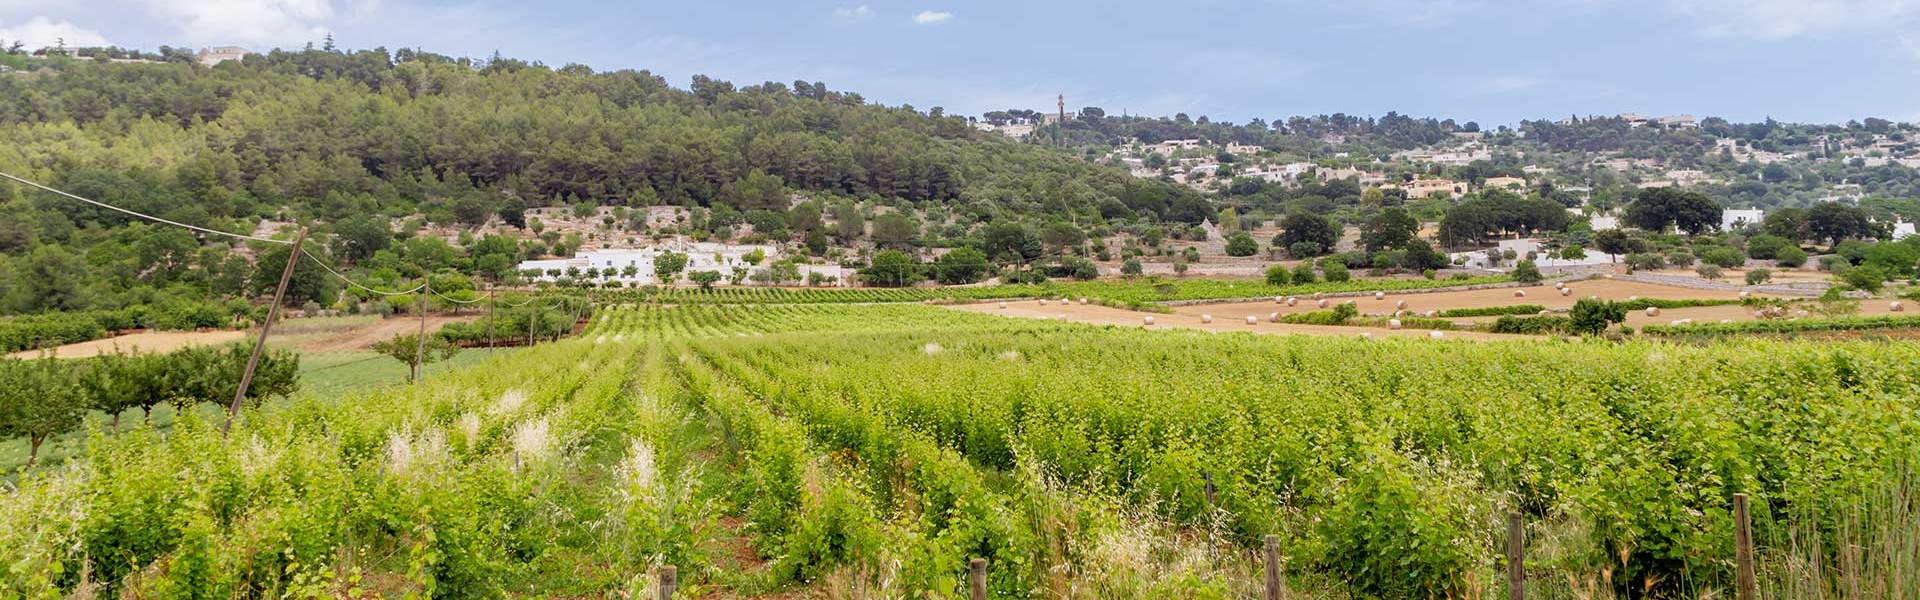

[9,329,249,359]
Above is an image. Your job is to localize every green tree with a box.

[931,247,988,285]
[1840,264,1887,291]
[653,251,689,284]
[1121,258,1143,276]
[862,250,921,287]
[1277,212,1339,254]
[1360,207,1418,252]
[1807,202,1874,245]
[0,358,84,468]
[1592,229,1640,262]
[871,213,917,249]
[689,270,723,289]
[1623,187,1721,235]
[1292,260,1317,284]
[249,243,332,307]
[1265,264,1292,285]
[371,332,462,384]
[1775,246,1808,268]
[1225,232,1259,257]
[1321,259,1350,282]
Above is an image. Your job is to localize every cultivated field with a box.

[6,302,1918,599]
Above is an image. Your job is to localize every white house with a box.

[517,242,836,286]
[1721,207,1765,232]
[196,46,250,66]
[1892,222,1916,241]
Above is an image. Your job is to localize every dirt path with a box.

[302,315,478,352]
[946,277,1815,341]
[9,330,250,359]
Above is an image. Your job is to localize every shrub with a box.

[1818,255,1852,273]
[1439,305,1545,318]
[1224,233,1258,257]
[1321,260,1351,283]
[1265,264,1292,286]
[1863,242,1920,278]
[1774,246,1808,268]
[1511,259,1542,284]
[1288,241,1323,259]
[1489,315,1572,334]
[1666,251,1695,268]
[1745,268,1773,285]
[1745,235,1792,260]
[1292,261,1317,284]
[1695,264,1723,280]
[1568,298,1627,336]
[1840,264,1887,292]
[1625,253,1665,272]
[1121,258,1143,276]
[1699,246,1746,269]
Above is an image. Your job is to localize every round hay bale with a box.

[1424,310,1438,318]
[997,301,1007,309]
[1396,300,1408,309]
[1245,315,1259,325]
[1079,298,1089,305]
[1559,288,1571,297]
[1268,312,1280,322]
[1514,290,1527,298]
[1317,299,1329,308]
[1554,281,1566,290]
[1428,330,1446,339]
[1669,318,1692,326]
[1359,332,1373,339]
[1039,299,1049,306]
[1388,318,1402,330]
[1201,314,1214,324]
[1143,316,1156,325]
[1628,296,1640,301]
[1374,291,1386,300]
[1286,297,1298,307]
[1645,307,1661,317]
[1057,314,1067,320]
[1313,292,1325,300]
[1275,296,1285,304]
[1720,319,1734,324]
[1892,301,1906,312]
[1738,291,1750,299]
[1539,310,1551,316]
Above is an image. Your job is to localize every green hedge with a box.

[1488,315,1573,335]
[1643,315,1920,337]
[1438,304,1545,318]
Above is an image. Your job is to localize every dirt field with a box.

[948,278,1887,339]
[948,300,1530,340]
[10,330,251,359]
[300,315,477,352]
[11,315,481,359]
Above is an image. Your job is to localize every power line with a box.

[301,248,426,297]
[0,171,294,245]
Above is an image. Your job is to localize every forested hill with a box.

[0,48,1207,230]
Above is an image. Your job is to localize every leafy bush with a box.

[1439,305,1545,318]
[1264,264,1292,286]
[1699,246,1746,269]
[1774,246,1808,268]
[1292,261,1317,284]
[1224,233,1258,257]
[1744,235,1793,260]
[1745,268,1773,285]
[1695,264,1722,280]
[1841,264,1887,292]
[1488,315,1572,334]
[1625,253,1665,272]
[1288,241,1323,259]
[1511,259,1542,283]
[1568,298,1627,336]
[1666,251,1695,268]
[1321,260,1351,283]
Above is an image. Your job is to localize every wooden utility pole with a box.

[658,565,677,600]
[1734,493,1757,600]
[227,227,306,436]
[528,299,538,347]
[486,288,496,350]
[413,282,428,383]
[1508,512,1526,600]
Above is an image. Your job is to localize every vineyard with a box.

[4,304,1919,598]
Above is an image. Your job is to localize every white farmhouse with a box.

[517,242,836,286]
[1721,207,1765,232]
[1893,222,1916,241]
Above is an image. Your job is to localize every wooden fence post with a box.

[528,300,538,347]
[1264,534,1285,600]
[1735,493,1756,600]
[486,288,495,350]
[413,283,428,383]
[1508,512,1525,600]
[657,564,676,600]
[970,557,987,600]
[226,226,306,436]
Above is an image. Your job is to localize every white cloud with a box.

[834,5,873,20]
[912,10,952,25]
[0,16,110,49]
[1670,0,1920,40]
[136,0,334,47]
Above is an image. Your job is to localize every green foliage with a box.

[1568,298,1627,336]
[372,332,463,383]
[1863,242,1920,279]
[1696,264,1724,280]
[1699,246,1747,269]
[1277,213,1338,254]
[1511,259,1542,283]
[1437,304,1545,318]
[1841,264,1887,292]
[1264,264,1292,286]
[1320,259,1350,282]
[861,250,922,287]
[1625,253,1666,272]
[688,270,723,289]
[1775,246,1809,268]
[1291,261,1318,284]
[1744,235,1793,260]
[1224,232,1258,257]
[1746,268,1773,285]
[1488,314,1573,334]
[931,247,989,285]
[653,251,690,283]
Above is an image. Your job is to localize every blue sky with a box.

[5,0,1920,127]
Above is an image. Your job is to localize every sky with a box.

[4,0,1920,127]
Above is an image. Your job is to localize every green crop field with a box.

[3,304,1918,598]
